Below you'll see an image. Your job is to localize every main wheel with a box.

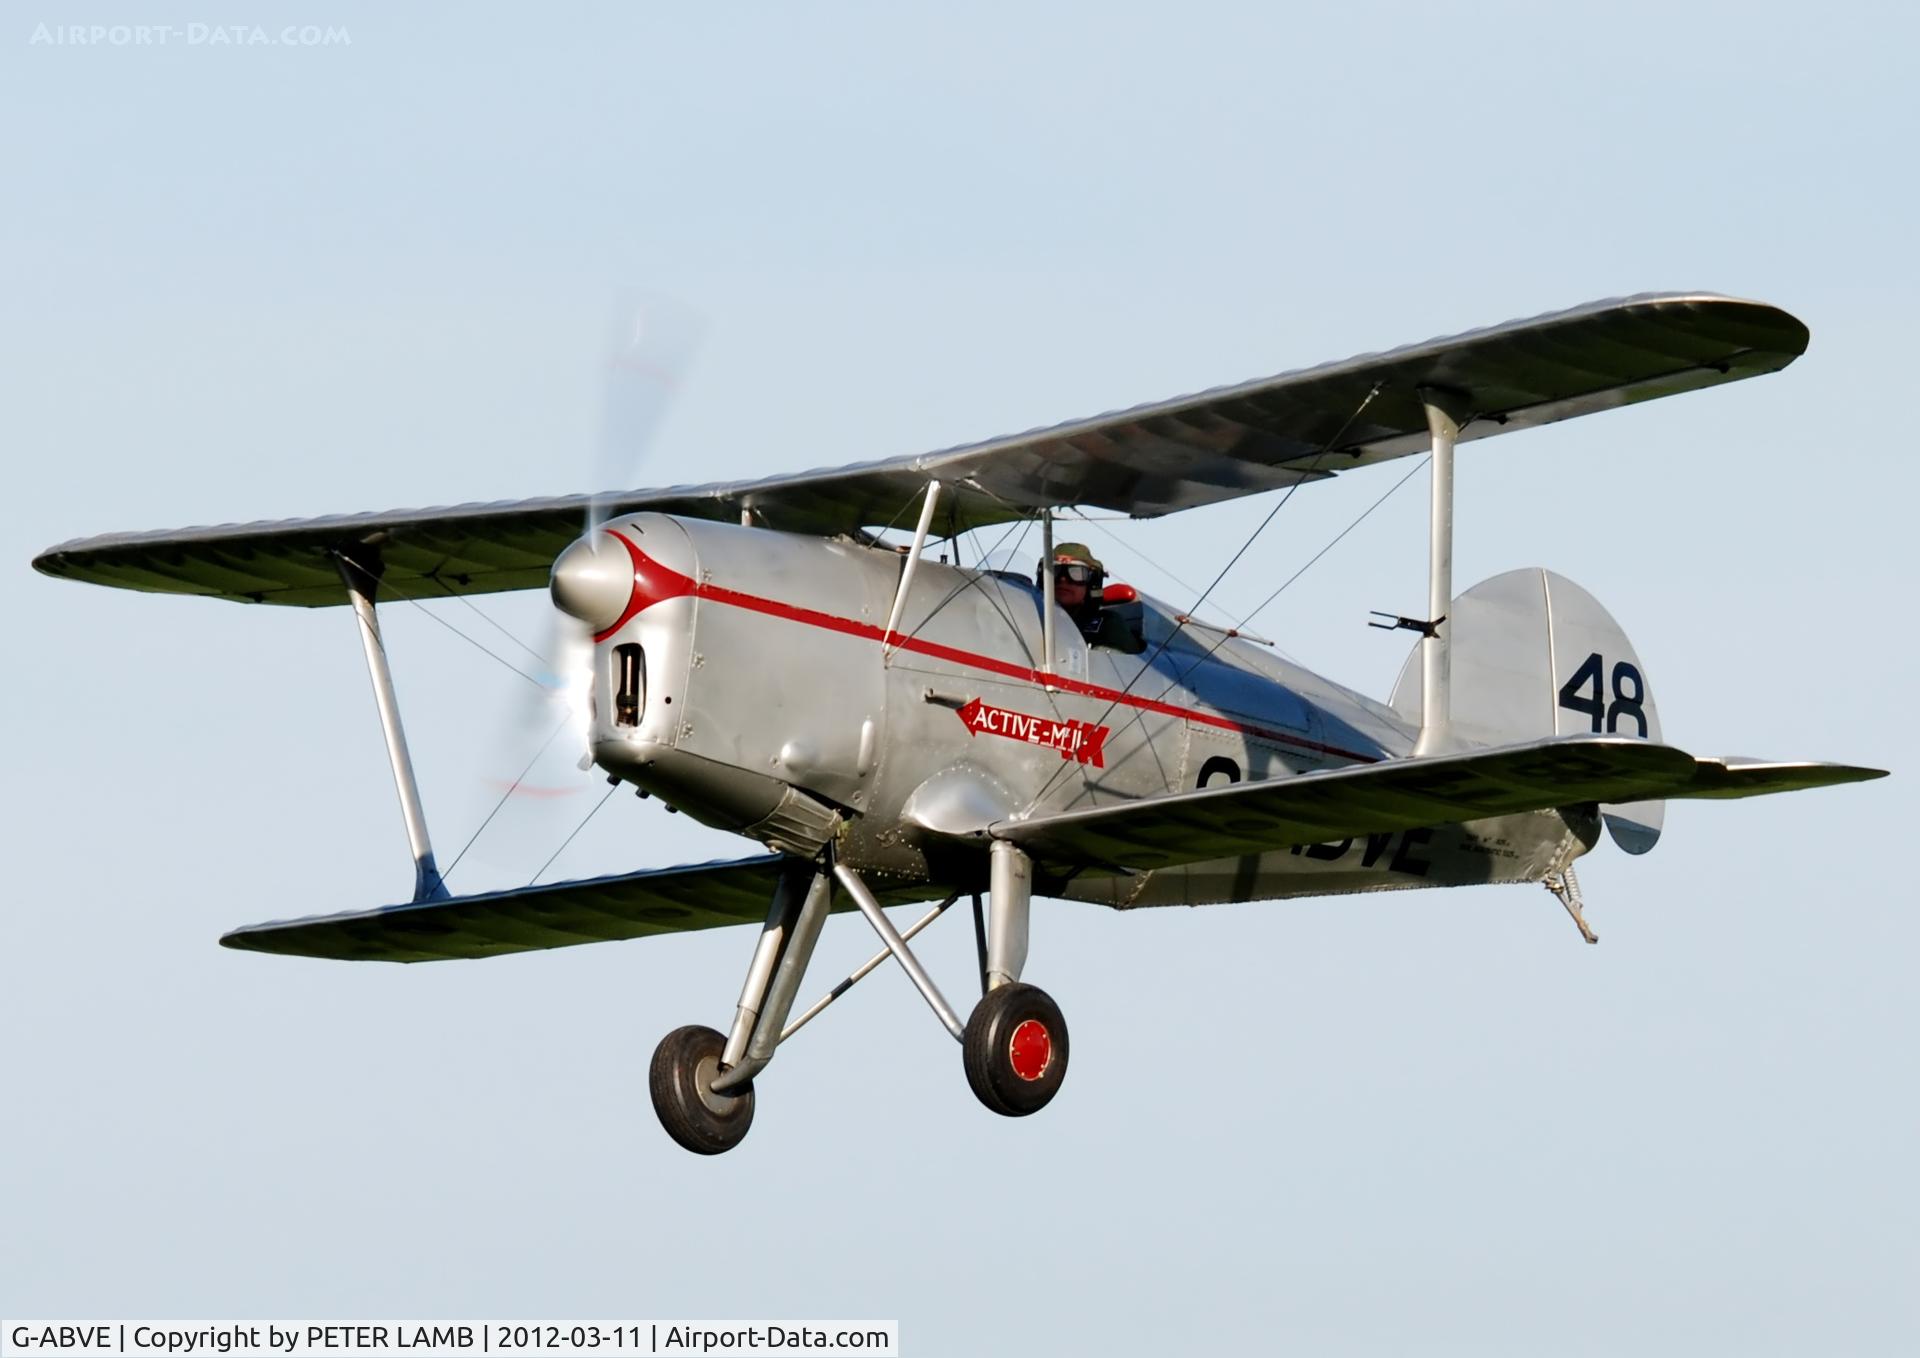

[649,1024,755,1155]
[963,983,1069,1117]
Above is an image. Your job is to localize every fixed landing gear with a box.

[961,839,1068,1117]
[646,844,1067,1154]
[649,1025,755,1155]
[963,982,1069,1116]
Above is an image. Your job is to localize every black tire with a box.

[963,983,1069,1117]
[649,1024,755,1155]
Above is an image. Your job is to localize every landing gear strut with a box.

[649,859,830,1155]
[646,842,1070,1153]
[962,840,1069,1117]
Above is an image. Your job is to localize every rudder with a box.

[1388,568,1665,853]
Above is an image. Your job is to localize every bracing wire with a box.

[439,582,560,673]
[440,711,575,884]
[893,511,1039,656]
[1235,455,1429,633]
[1061,505,1207,600]
[1133,453,1431,709]
[1028,382,1382,804]
[1087,383,1380,703]
[356,573,598,881]
[379,579,553,693]
[529,784,618,886]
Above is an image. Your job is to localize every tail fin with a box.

[1388,568,1664,854]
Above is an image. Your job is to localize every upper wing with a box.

[991,737,1885,874]
[33,292,1806,607]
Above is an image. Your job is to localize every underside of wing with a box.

[992,737,1885,875]
[35,292,1806,607]
[220,855,788,961]
[219,855,938,963]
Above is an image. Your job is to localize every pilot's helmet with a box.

[1043,541,1105,600]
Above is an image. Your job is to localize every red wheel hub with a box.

[1008,1018,1052,1081]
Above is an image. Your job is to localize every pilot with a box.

[1040,541,1107,641]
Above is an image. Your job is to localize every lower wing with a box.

[991,736,1885,873]
[220,855,926,963]
[224,739,1883,961]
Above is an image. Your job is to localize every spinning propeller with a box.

[464,293,702,869]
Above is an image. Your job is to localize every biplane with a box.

[32,292,1885,1154]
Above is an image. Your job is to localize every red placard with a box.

[956,698,1108,767]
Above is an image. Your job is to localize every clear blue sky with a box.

[4,4,1914,1354]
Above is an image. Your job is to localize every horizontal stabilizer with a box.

[991,736,1885,873]
[220,856,937,963]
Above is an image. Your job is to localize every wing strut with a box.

[881,479,942,660]
[337,551,448,903]
[1040,507,1057,687]
[1413,389,1465,756]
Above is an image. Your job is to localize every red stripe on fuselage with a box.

[603,529,1378,765]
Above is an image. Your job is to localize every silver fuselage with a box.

[583,514,1593,910]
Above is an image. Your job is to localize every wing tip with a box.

[1687,757,1889,799]
[1827,763,1890,785]
[30,547,72,580]
[1718,758,1889,781]
[218,927,263,952]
